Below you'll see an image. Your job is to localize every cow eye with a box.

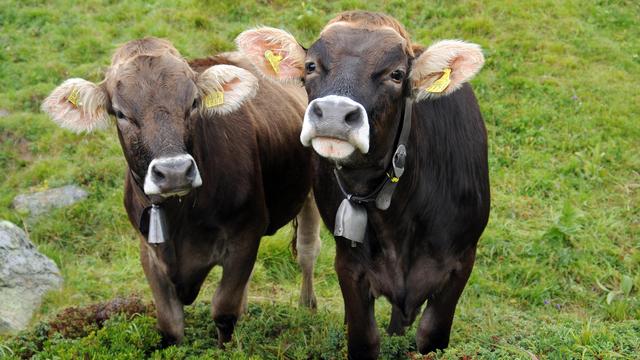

[390,70,405,83]
[114,110,138,127]
[305,62,317,74]
[191,98,199,111]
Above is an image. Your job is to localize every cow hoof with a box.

[159,333,183,348]
[386,323,406,336]
[299,293,317,310]
[214,314,237,346]
[416,334,449,355]
[347,349,379,360]
[347,339,380,360]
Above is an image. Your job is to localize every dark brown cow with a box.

[42,37,321,346]
[238,11,490,359]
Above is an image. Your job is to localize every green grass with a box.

[1,0,639,358]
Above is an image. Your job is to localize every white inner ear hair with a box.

[235,27,305,81]
[410,40,484,101]
[41,78,110,133]
[198,64,259,116]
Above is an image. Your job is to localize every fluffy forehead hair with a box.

[105,37,193,80]
[324,11,414,57]
[110,37,180,65]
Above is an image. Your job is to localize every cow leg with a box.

[295,193,321,309]
[387,305,406,335]
[416,250,475,354]
[211,237,260,347]
[140,243,184,346]
[239,268,254,315]
[337,261,379,360]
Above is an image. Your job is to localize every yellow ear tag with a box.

[67,87,80,107]
[204,91,224,108]
[264,50,283,74]
[425,68,452,93]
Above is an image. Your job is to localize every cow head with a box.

[237,11,484,166]
[43,37,257,198]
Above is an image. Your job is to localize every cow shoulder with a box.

[413,84,489,208]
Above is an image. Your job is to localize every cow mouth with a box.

[310,137,356,160]
[157,188,193,198]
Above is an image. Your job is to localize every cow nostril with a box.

[152,166,165,180]
[345,109,361,126]
[312,103,323,118]
[186,161,195,178]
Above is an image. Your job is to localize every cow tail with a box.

[290,218,298,258]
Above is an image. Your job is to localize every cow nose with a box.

[143,155,203,196]
[151,159,194,184]
[307,96,366,129]
[301,95,370,155]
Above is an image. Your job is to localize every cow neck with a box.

[333,97,413,211]
[129,169,148,202]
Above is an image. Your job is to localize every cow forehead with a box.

[314,25,408,61]
[108,54,196,107]
[112,54,194,84]
[107,54,195,91]
[319,24,409,55]
[310,26,408,71]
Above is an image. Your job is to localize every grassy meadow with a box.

[0,0,638,358]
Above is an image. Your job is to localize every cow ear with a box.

[235,27,306,83]
[42,78,110,133]
[410,40,484,101]
[197,64,258,116]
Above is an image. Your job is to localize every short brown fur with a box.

[90,39,320,347]
[324,11,414,57]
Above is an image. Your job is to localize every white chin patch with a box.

[311,138,356,160]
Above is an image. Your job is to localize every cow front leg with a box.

[294,192,321,309]
[337,260,379,360]
[387,305,406,335]
[211,239,259,347]
[140,242,184,346]
[416,250,476,354]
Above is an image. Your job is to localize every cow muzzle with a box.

[301,95,369,160]
[143,154,203,197]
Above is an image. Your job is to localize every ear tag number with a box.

[425,68,452,93]
[204,91,224,108]
[67,87,80,107]
[264,50,283,74]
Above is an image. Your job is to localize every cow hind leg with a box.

[211,238,259,347]
[293,193,321,309]
[140,243,185,346]
[416,251,475,354]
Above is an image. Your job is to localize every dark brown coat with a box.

[237,11,489,359]
[43,39,321,347]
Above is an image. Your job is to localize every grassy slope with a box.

[0,0,638,358]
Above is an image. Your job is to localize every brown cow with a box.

[42,37,321,346]
[238,11,490,359]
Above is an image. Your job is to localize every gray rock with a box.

[13,185,88,218]
[0,109,9,117]
[0,220,63,333]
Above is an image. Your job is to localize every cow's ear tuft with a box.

[410,40,484,101]
[42,78,110,133]
[197,64,258,116]
[236,27,306,84]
